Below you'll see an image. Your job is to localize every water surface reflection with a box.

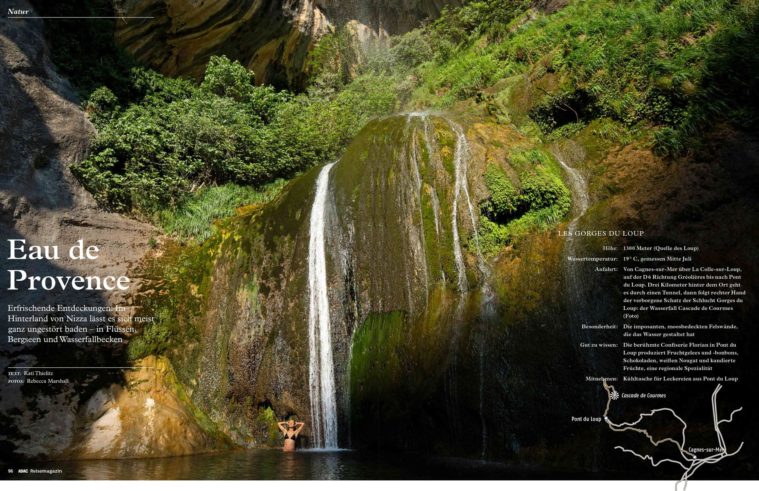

[14,449,532,480]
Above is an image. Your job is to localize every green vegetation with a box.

[399,0,759,156]
[350,311,407,397]
[158,181,285,242]
[126,238,218,361]
[308,27,362,93]
[52,0,757,247]
[126,306,175,361]
[294,0,757,250]
[254,406,282,447]
[46,1,759,452]
[349,310,441,437]
[478,150,571,253]
[306,0,755,158]
[72,56,399,225]
[481,163,520,220]
[477,215,511,257]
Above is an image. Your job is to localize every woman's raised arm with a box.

[293,422,305,436]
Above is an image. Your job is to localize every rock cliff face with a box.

[69,356,228,459]
[147,113,587,461]
[0,1,225,460]
[139,108,759,465]
[113,0,461,87]
[0,0,152,321]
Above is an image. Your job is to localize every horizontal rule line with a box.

[7,366,156,369]
[5,16,155,19]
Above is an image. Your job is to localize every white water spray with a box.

[450,146,468,289]
[449,120,494,459]
[409,113,446,286]
[449,121,485,291]
[556,156,589,234]
[307,162,338,449]
[429,190,445,282]
[408,123,430,300]
[557,154,591,320]
[556,154,598,463]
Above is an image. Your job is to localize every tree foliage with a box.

[73,56,396,216]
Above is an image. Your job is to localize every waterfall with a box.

[429,190,441,239]
[449,120,494,459]
[429,191,445,282]
[408,120,430,301]
[450,121,485,271]
[478,282,497,461]
[307,162,338,449]
[556,155,599,467]
[449,126,469,292]
[405,115,494,457]
[557,157,589,233]
[448,120,486,291]
[416,113,446,283]
[557,155,591,321]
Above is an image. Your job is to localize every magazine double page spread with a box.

[0,0,757,485]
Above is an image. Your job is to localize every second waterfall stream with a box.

[304,115,490,450]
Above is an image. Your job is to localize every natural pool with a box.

[9,449,544,480]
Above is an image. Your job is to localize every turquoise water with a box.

[8,449,528,480]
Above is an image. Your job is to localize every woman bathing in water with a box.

[277,419,305,452]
